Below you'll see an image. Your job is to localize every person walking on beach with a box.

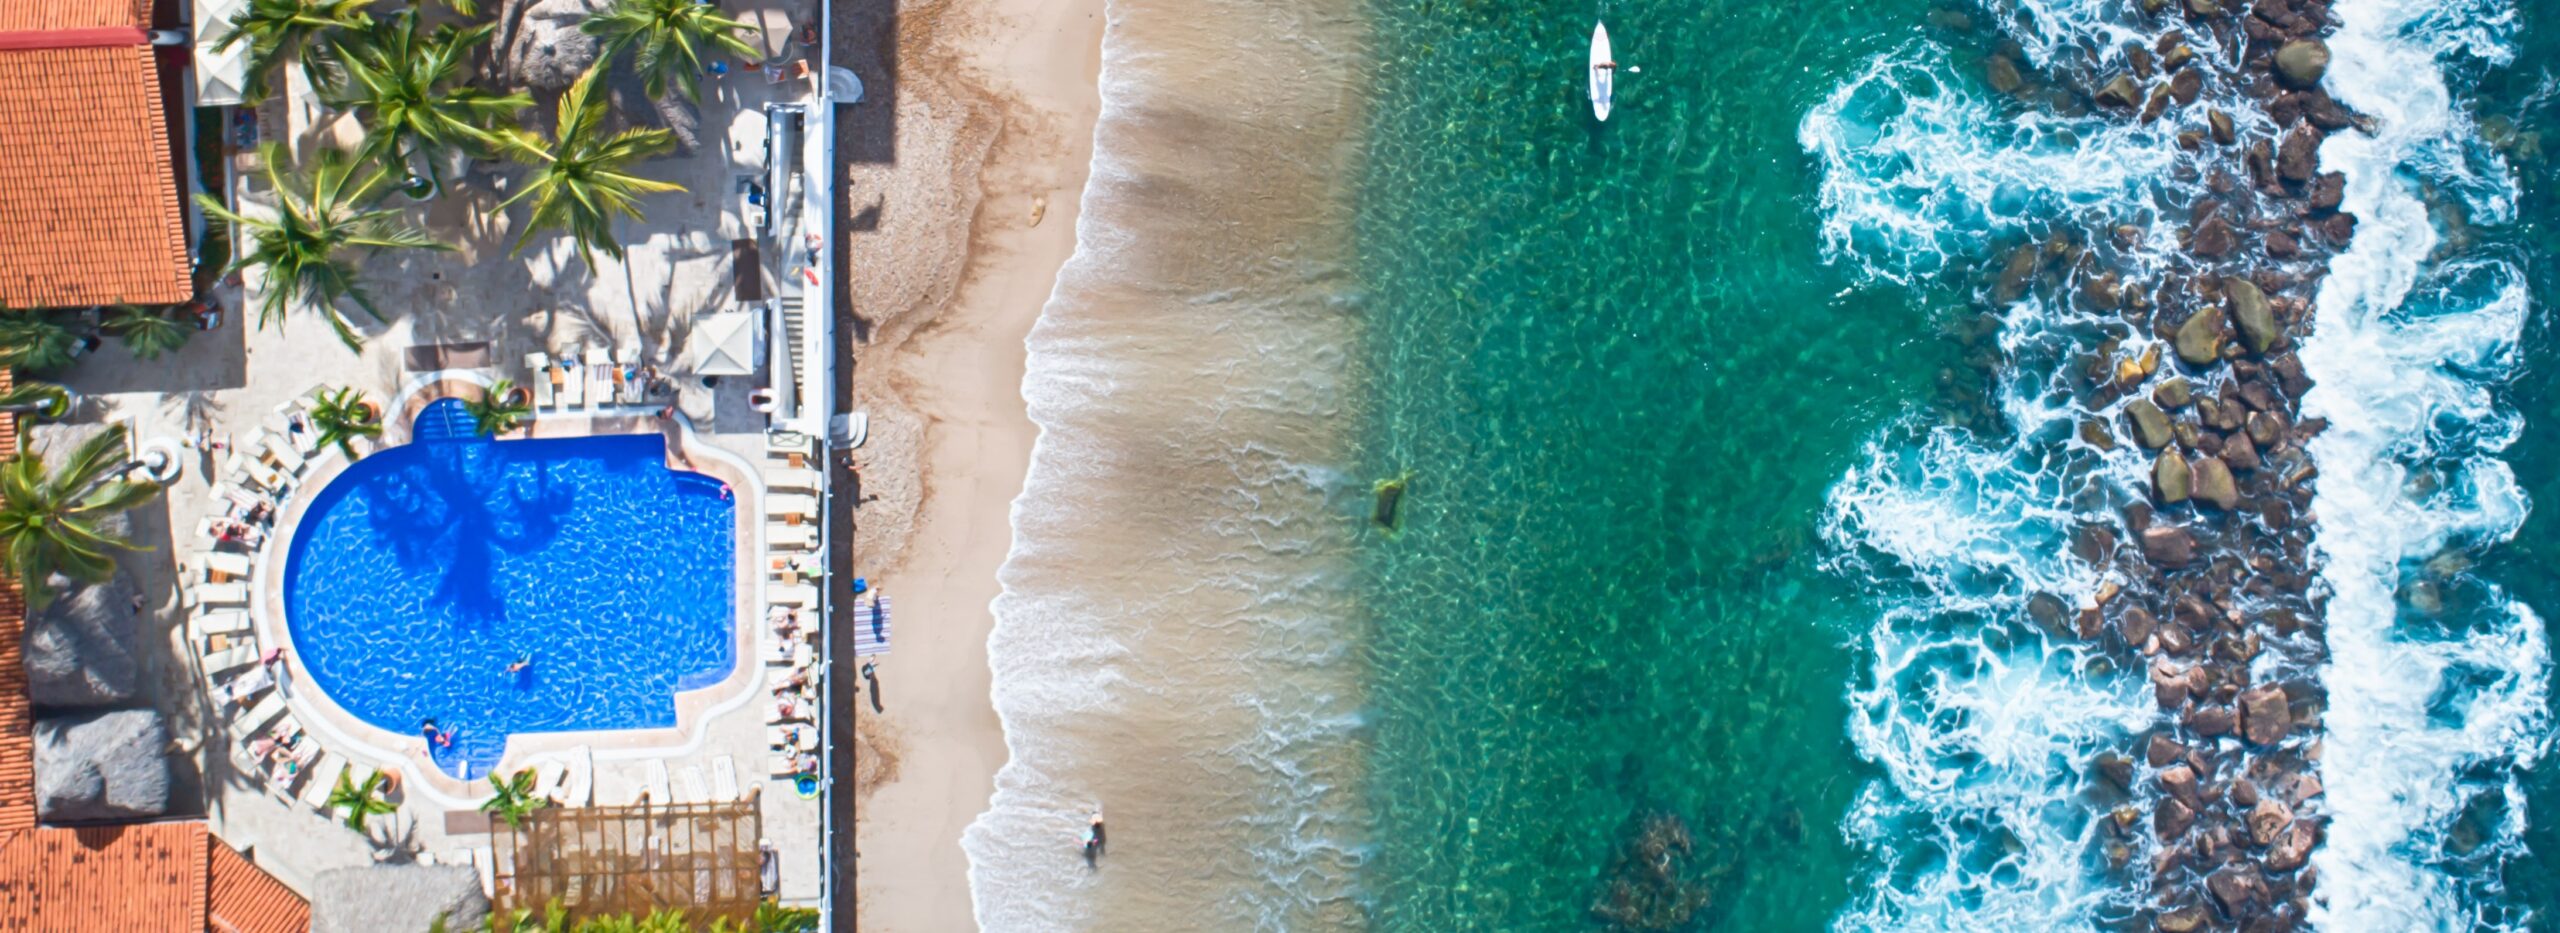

[1083,809,1107,867]
[860,661,883,713]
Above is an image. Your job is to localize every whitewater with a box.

[1805,0,2551,927]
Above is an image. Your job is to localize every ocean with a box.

[968,0,2560,926]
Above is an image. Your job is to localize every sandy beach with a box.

[838,0,1104,923]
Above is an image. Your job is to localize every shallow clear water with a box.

[285,403,736,775]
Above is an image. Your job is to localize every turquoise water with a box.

[1345,0,2560,929]
[286,407,734,776]
[1349,0,1952,926]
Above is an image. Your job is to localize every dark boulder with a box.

[2208,863,2267,918]
[2143,525,2198,567]
[2185,704,2238,736]
[2193,456,2239,510]
[2279,126,2321,183]
[2191,217,2237,257]
[2241,685,2292,745]
[2099,75,2145,108]
[2127,399,2176,449]
[2275,39,2330,89]
[2310,173,2346,213]
[2148,734,2188,767]
[2228,278,2279,352]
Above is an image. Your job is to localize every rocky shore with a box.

[1962,0,2358,928]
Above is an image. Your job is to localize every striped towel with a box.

[853,596,892,657]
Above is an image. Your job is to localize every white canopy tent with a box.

[194,0,251,106]
[689,311,763,377]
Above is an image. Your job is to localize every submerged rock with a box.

[2128,399,2176,449]
[2192,456,2239,509]
[2175,307,2225,366]
[2155,448,2194,503]
[1589,811,1719,931]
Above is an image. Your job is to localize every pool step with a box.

[413,398,480,442]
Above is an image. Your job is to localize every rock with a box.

[2184,0,2220,16]
[2208,863,2266,917]
[2155,448,2194,503]
[2154,661,2194,706]
[2241,685,2292,744]
[311,864,489,933]
[2169,69,2204,105]
[2279,125,2321,183]
[2148,734,2188,766]
[2223,431,2261,471]
[2099,75,2144,108]
[2191,217,2236,257]
[2321,212,2357,245]
[2096,752,2135,789]
[2127,399,2175,449]
[2267,820,2317,871]
[2276,39,2331,89]
[1986,55,2025,94]
[2265,230,2300,258]
[2304,91,2355,130]
[2192,456,2238,509]
[2185,704,2237,736]
[2228,279,2279,352]
[2160,763,2200,804]
[2249,798,2295,845]
[2163,44,2196,71]
[2154,378,2194,409]
[2028,592,2069,630]
[2271,354,2313,398]
[2156,796,2197,839]
[2142,525,2197,567]
[2175,307,2225,366]
[2310,172,2346,213]
[2127,44,2157,80]
[2210,109,2236,145]
[33,709,171,822]
[2142,85,2173,123]
[2080,419,2119,450]
[2158,903,2209,932]
[2121,607,2160,646]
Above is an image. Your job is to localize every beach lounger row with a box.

[528,347,655,414]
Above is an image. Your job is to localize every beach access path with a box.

[834,0,1104,923]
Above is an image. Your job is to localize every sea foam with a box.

[2301,0,2549,925]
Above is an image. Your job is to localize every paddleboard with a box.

[1590,22,1614,121]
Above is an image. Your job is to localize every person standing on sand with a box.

[860,661,883,713]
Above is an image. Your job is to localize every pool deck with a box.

[47,58,833,905]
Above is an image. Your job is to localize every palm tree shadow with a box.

[354,435,574,628]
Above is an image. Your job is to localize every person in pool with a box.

[506,653,533,675]
[421,719,456,748]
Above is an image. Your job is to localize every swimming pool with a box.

[284,399,737,777]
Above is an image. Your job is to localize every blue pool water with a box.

[284,399,737,777]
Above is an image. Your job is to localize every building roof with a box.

[0,0,149,33]
[208,841,313,933]
[0,3,190,309]
[0,821,205,931]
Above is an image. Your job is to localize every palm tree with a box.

[196,144,451,350]
[581,0,762,102]
[466,380,533,438]
[0,381,70,420]
[213,0,373,101]
[498,65,684,269]
[326,768,400,832]
[324,8,532,188]
[480,767,548,828]
[0,424,160,608]
[0,312,84,374]
[103,305,192,361]
[309,387,382,458]
[750,900,820,932]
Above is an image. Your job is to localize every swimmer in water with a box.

[1082,810,1107,867]
[506,653,533,674]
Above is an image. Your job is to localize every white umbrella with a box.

[689,311,762,376]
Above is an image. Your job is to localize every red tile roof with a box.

[0,22,189,308]
[0,821,206,931]
[207,840,311,933]
[0,0,148,33]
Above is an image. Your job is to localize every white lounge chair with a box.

[557,355,586,409]
[768,524,815,551]
[644,759,672,804]
[677,766,708,804]
[191,610,251,641]
[562,746,593,807]
[202,551,253,581]
[259,433,306,475]
[760,466,819,492]
[227,451,287,493]
[192,582,249,608]
[472,847,497,898]
[584,348,612,411]
[301,752,346,809]
[213,664,274,708]
[765,584,818,610]
[202,643,257,674]
[713,755,740,802]
[529,759,566,801]
[232,690,286,733]
[527,353,558,410]
[765,493,819,521]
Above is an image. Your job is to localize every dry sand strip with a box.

[835,0,1105,924]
